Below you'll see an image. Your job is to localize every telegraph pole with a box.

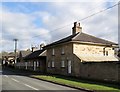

[13,39,18,64]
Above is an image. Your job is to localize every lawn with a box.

[32,75,120,92]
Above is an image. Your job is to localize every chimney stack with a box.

[72,22,82,35]
[40,43,45,50]
[31,46,38,52]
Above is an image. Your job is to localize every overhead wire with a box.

[3,2,119,41]
[30,2,119,39]
[2,2,119,52]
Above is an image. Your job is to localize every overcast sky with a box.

[1,0,119,52]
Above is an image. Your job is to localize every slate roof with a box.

[24,50,46,60]
[44,32,117,48]
[44,33,78,48]
[72,32,117,45]
[20,50,31,58]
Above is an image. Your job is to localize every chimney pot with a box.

[74,22,77,27]
[31,46,38,52]
[72,22,82,35]
[40,43,45,50]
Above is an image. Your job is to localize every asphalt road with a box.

[1,67,85,92]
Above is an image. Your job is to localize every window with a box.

[103,48,105,56]
[61,60,65,67]
[68,60,72,74]
[48,61,50,67]
[106,51,108,56]
[52,61,55,67]
[61,57,65,67]
[25,62,27,70]
[103,48,109,56]
[34,61,36,71]
[37,61,39,67]
[52,48,55,55]
[61,47,65,54]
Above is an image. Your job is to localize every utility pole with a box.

[13,39,18,64]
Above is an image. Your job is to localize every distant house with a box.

[1,52,9,66]
[44,22,119,82]
[2,52,18,66]
[24,49,46,73]
[7,52,16,64]
[18,50,31,62]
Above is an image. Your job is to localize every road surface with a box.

[1,67,85,92]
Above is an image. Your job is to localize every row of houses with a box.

[16,49,46,73]
[5,22,120,83]
[2,52,17,66]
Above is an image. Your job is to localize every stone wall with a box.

[73,43,115,57]
[79,61,120,83]
[46,42,74,75]
[46,42,119,83]
[15,58,46,73]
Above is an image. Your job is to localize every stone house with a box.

[18,50,31,62]
[2,52,9,66]
[2,52,18,66]
[44,22,119,82]
[23,49,46,73]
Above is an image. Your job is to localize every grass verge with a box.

[32,75,120,92]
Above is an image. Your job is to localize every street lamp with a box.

[13,39,18,64]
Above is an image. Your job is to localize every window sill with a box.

[61,53,65,55]
[51,67,55,68]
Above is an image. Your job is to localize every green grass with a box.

[32,75,120,92]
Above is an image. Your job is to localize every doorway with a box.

[68,60,72,74]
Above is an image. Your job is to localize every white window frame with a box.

[68,60,72,74]
[52,48,55,55]
[25,62,27,70]
[106,51,108,56]
[34,61,36,71]
[52,61,55,68]
[37,61,39,67]
[103,48,105,56]
[48,61,50,68]
[61,47,65,54]
[61,60,65,67]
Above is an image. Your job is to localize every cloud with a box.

[38,2,118,43]
[1,7,51,51]
[1,1,119,52]
[2,0,119,2]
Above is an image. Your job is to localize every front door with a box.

[25,62,27,70]
[34,61,36,71]
[68,60,72,74]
